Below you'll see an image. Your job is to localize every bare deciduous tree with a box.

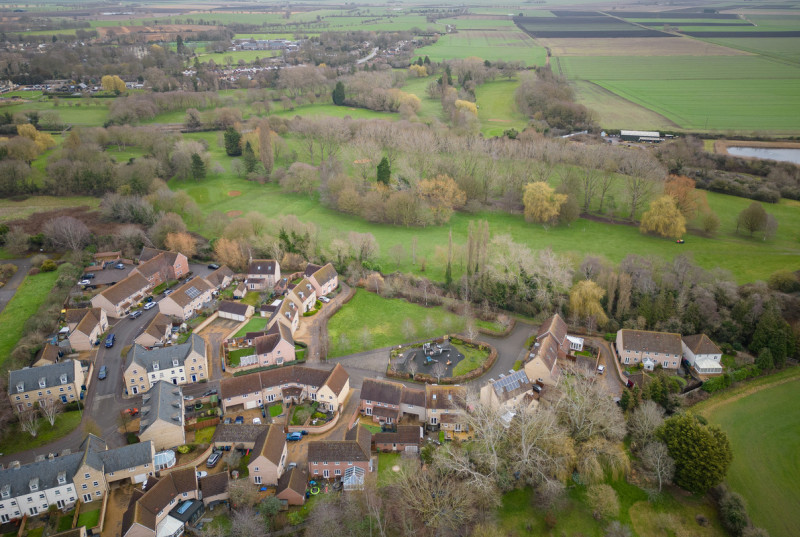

[19,409,40,438]
[432,361,447,383]
[510,406,575,487]
[38,398,62,427]
[43,216,90,251]
[230,506,266,537]
[641,441,675,492]
[628,400,665,446]
[228,479,259,509]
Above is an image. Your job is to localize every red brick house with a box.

[307,425,371,480]
[373,426,423,453]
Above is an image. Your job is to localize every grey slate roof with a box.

[0,452,84,498]
[139,381,183,434]
[98,441,154,473]
[9,359,78,394]
[128,334,205,372]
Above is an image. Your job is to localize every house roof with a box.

[252,426,286,466]
[323,363,349,395]
[254,334,280,355]
[36,342,61,366]
[133,252,180,280]
[303,263,322,278]
[373,426,422,445]
[290,278,315,302]
[618,329,682,355]
[212,424,268,445]
[0,450,84,499]
[425,385,465,411]
[66,308,90,325]
[682,334,721,356]
[311,263,337,286]
[248,259,278,276]
[489,369,533,403]
[97,272,150,306]
[139,247,165,262]
[199,472,228,499]
[277,467,307,499]
[133,468,198,530]
[128,334,205,373]
[537,313,568,345]
[205,266,234,288]
[308,425,370,462]
[9,359,78,393]
[531,333,560,372]
[165,276,214,308]
[372,406,399,419]
[361,378,403,406]
[97,441,153,474]
[271,298,298,325]
[139,381,183,435]
[219,300,250,316]
[73,308,103,336]
[139,313,172,342]
[221,365,347,401]
[400,386,426,407]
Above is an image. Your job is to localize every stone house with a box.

[90,272,152,318]
[8,359,85,413]
[245,259,280,291]
[124,334,207,395]
[616,329,682,370]
[65,308,108,351]
[134,313,173,348]
[138,381,186,451]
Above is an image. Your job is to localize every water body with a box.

[726,146,800,165]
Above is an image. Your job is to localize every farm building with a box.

[620,130,662,142]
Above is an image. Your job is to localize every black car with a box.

[104,334,116,348]
[208,263,220,270]
[84,273,95,279]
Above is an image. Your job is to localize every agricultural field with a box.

[538,37,749,57]
[0,196,101,223]
[701,37,800,62]
[698,370,800,537]
[474,79,528,137]
[413,29,546,65]
[557,55,800,133]
[516,14,669,38]
[195,49,281,64]
[572,80,679,131]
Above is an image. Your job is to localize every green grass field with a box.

[327,289,465,357]
[196,49,281,64]
[0,271,60,369]
[699,372,800,537]
[560,55,800,133]
[233,317,268,337]
[702,37,800,63]
[0,410,82,455]
[0,99,110,126]
[474,79,528,137]
[0,196,100,223]
[413,30,546,65]
[451,341,490,376]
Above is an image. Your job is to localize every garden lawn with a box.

[0,271,59,369]
[413,30,546,65]
[328,289,466,357]
[0,410,82,455]
[76,509,100,529]
[377,452,401,487]
[233,317,267,337]
[228,347,256,367]
[56,512,74,532]
[194,426,216,444]
[700,375,800,537]
[240,292,261,307]
[291,402,318,426]
[451,342,490,376]
[268,404,283,418]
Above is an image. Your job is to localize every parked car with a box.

[129,310,142,319]
[223,417,232,424]
[144,296,153,303]
[300,430,309,436]
[252,417,262,425]
[196,471,208,479]
[206,451,222,468]
[164,289,173,296]
[203,389,218,397]
[122,408,139,417]
[184,395,194,401]
[319,296,330,303]
[287,462,297,470]
[84,273,95,279]
[597,365,606,375]
[98,366,108,380]
[114,263,125,269]
[79,279,92,286]
[286,432,303,442]
[104,334,115,348]
[143,302,156,311]
[208,263,220,270]
[234,416,244,424]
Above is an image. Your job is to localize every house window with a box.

[323,470,329,478]
[81,485,87,490]
[314,470,319,475]
[84,474,90,479]
[183,492,188,498]
[335,469,341,476]
[254,476,262,485]
[95,491,101,497]
[93,482,98,487]
[254,467,259,472]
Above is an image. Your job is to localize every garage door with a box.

[404,445,418,453]
[133,473,147,484]
[245,400,258,410]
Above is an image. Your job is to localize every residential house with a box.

[134,313,173,348]
[252,323,295,368]
[425,385,467,436]
[360,378,402,424]
[616,329,682,370]
[120,468,199,537]
[33,342,62,367]
[524,314,569,386]
[288,278,316,313]
[220,363,349,413]
[218,301,253,322]
[276,468,307,506]
[8,359,85,412]
[400,384,427,422]
[124,334,207,395]
[304,263,338,297]
[212,424,268,451]
[682,334,723,375]
[198,473,229,508]
[373,426,423,453]
[308,425,371,480]
[138,381,185,451]
[232,283,246,299]
[480,369,537,412]
[157,276,214,321]
[247,426,288,486]
[91,272,152,318]
[245,259,280,291]
[204,265,234,291]
[131,251,189,288]
[72,437,156,500]
[65,308,108,351]
[267,298,299,335]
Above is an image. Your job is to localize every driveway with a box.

[585,336,624,396]
[0,258,31,314]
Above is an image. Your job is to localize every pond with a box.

[725,146,800,165]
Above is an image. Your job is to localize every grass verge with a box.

[0,410,82,455]
[0,271,59,369]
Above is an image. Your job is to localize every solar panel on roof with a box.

[493,370,529,394]
[185,286,201,299]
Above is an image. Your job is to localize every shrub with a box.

[126,433,139,444]
[719,489,750,537]
[40,260,57,272]
[586,484,619,520]
[30,254,49,267]
[177,445,192,454]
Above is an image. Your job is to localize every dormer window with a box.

[152,362,159,371]
[1,485,10,499]
[172,359,179,368]
[38,378,46,389]
[57,472,66,485]
[16,383,24,393]
[306,284,312,291]
[29,478,39,492]
[60,374,68,385]
[299,292,304,299]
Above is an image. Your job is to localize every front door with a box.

[191,375,197,382]
[57,500,65,509]
[60,395,67,403]
[323,470,329,478]
[172,378,178,385]
[83,493,92,503]
[132,386,138,395]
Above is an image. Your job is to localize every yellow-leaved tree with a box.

[454,99,478,116]
[17,124,56,153]
[408,64,428,77]
[569,280,608,328]
[101,75,126,93]
[640,195,686,239]
[523,182,567,225]
[415,174,466,225]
